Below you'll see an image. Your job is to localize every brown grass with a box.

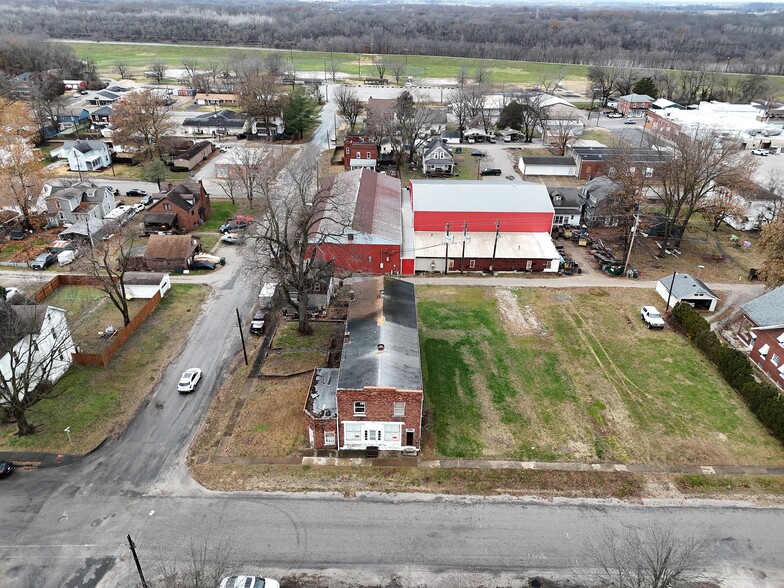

[262,351,326,376]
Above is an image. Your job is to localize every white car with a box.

[177,368,202,393]
[220,233,245,245]
[132,203,145,213]
[219,576,279,588]
[641,306,666,329]
[193,252,225,265]
[606,112,623,118]
[752,149,769,156]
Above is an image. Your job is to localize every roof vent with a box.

[344,332,350,344]
[377,343,385,352]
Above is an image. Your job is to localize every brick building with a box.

[304,276,423,452]
[568,146,664,181]
[749,326,784,391]
[343,134,378,171]
[143,180,211,234]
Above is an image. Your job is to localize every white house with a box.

[122,272,171,299]
[52,140,112,172]
[0,304,75,403]
[420,139,455,176]
[655,273,720,312]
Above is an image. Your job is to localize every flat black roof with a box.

[571,147,664,162]
[523,156,575,165]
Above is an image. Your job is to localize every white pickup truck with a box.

[641,306,666,329]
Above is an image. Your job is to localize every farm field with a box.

[417,285,784,466]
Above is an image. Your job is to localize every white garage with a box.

[656,273,719,312]
[519,156,577,177]
[123,272,171,299]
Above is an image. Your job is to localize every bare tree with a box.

[703,186,748,231]
[497,95,544,143]
[389,61,406,85]
[333,85,363,131]
[215,147,270,207]
[587,65,623,106]
[615,67,639,97]
[542,112,581,155]
[456,65,469,88]
[181,58,200,88]
[150,538,235,588]
[537,69,565,94]
[448,87,480,141]
[147,61,167,85]
[327,59,340,82]
[0,99,52,228]
[237,72,283,140]
[372,54,388,79]
[474,63,491,85]
[110,90,177,162]
[651,128,757,252]
[759,212,784,287]
[247,146,352,335]
[265,52,285,79]
[586,523,706,588]
[1,301,76,436]
[760,170,784,225]
[114,61,131,80]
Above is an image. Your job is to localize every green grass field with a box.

[200,200,238,232]
[417,285,784,465]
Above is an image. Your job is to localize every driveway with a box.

[461,141,522,179]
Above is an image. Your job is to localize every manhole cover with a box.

[90,519,102,527]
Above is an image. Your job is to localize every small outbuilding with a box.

[656,273,719,312]
[123,272,171,299]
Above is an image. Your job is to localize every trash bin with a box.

[632,269,639,279]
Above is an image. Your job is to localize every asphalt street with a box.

[2,87,784,588]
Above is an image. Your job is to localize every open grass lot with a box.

[44,286,148,353]
[50,162,190,182]
[417,285,784,466]
[200,200,239,233]
[0,236,52,262]
[0,284,209,454]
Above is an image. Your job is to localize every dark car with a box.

[30,252,56,270]
[480,168,502,176]
[188,259,216,271]
[126,189,148,197]
[220,220,249,234]
[139,194,154,207]
[9,229,24,240]
[471,150,487,157]
[250,311,268,335]
[0,460,14,478]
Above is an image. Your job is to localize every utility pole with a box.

[127,535,148,588]
[623,212,639,276]
[236,308,248,366]
[460,221,468,274]
[358,53,361,78]
[490,220,500,273]
[665,270,677,312]
[443,222,450,274]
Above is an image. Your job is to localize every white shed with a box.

[519,156,577,177]
[656,273,719,312]
[123,272,171,299]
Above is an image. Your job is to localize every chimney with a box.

[344,332,351,344]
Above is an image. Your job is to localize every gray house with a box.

[45,180,116,227]
[578,176,620,226]
[547,187,583,227]
[181,109,248,137]
[421,139,455,176]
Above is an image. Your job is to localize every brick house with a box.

[568,146,663,181]
[144,234,200,272]
[304,276,423,453]
[748,326,784,390]
[343,134,378,171]
[143,180,211,234]
[618,93,654,118]
[736,286,784,345]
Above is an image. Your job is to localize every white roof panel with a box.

[410,180,554,214]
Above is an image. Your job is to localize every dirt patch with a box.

[495,288,546,337]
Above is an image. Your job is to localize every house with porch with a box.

[420,139,454,176]
[547,187,583,227]
[90,106,113,126]
[181,110,248,137]
[44,180,116,227]
[51,140,112,172]
[143,180,212,234]
[303,276,423,453]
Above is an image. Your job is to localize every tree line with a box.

[1,0,783,75]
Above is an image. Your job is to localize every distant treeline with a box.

[1,0,783,75]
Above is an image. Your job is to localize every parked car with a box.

[139,194,154,207]
[193,253,225,265]
[9,229,25,240]
[471,150,487,157]
[641,305,666,329]
[237,133,247,140]
[126,189,147,197]
[177,368,202,393]
[624,119,637,125]
[219,576,279,588]
[250,311,268,335]
[220,220,249,233]
[480,168,502,176]
[3,287,20,300]
[220,233,245,245]
[30,252,56,270]
[132,203,145,213]
[0,460,14,478]
[752,149,770,156]
[606,112,623,118]
[188,259,216,271]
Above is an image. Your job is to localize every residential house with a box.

[736,286,784,345]
[104,84,131,94]
[720,184,781,231]
[423,107,448,136]
[9,72,34,100]
[59,217,108,245]
[304,276,423,453]
[364,97,396,136]
[0,302,76,403]
[439,130,461,145]
[122,272,172,299]
[251,117,285,139]
[181,109,248,137]
[51,140,112,172]
[170,141,213,171]
[420,139,455,176]
[87,90,122,107]
[144,234,200,272]
[56,108,91,132]
[748,326,784,390]
[568,146,662,181]
[547,187,583,227]
[343,134,378,171]
[143,180,211,234]
[310,169,403,275]
[44,180,116,227]
[194,93,239,107]
[618,94,654,118]
[90,106,113,126]
[409,179,559,273]
[463,114,493,140]
[578,176,621,226]
[655,273,720,312]
[519,156,577,177]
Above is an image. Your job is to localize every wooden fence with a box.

[33,274,164,367]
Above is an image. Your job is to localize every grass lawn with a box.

[0,236,52,262]
[417,285,784,465]
[0,284,209,454]
[201,200,239,232]
[273,321,333,350]
[198,233,219,253]
[51,163,190,183]
[43,286,148,353]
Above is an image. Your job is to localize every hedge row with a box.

[671,302,784,443]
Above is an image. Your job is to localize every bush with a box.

[673,301,784,443]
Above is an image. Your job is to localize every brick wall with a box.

[336,386,423,448]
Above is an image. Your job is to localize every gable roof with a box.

[366,98,396,122]
[160,180,205,211]
[0,303,49,356]
[91,106,113,117]
[411,179,554,214]
[657,273,719,301]
[580,176,619,201]
[337,276,422,392]
[620,93,654,102]
[124,272,167,285]
[176,141,212,160]
[145,234,198,260]
[182,109,246,128]
[547,187,583,211]
[741,286,784,327]
[422,139,454,163]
